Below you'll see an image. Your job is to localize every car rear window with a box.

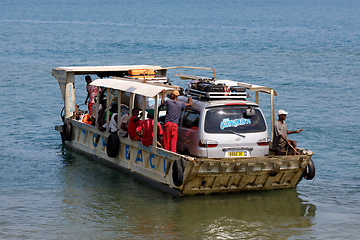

[204,107,266,133]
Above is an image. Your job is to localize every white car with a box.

[174,96,270,158]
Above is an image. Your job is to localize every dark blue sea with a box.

[1,0,360,239]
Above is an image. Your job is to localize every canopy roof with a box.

[90,78,176,98]
[54,65,165,75]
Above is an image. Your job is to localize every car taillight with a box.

[199,140,218,148]
[257,138,269,146]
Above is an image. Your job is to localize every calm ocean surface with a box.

[1,0,360,239]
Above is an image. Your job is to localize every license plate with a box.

[228,151,247,157]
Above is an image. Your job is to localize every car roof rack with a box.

[181,76,248,100]
[186,88,248,100]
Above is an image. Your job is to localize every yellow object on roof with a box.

[128,69,156,78]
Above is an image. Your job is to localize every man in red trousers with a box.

[161,90,192,153]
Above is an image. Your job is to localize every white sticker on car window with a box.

[220,118,251,130]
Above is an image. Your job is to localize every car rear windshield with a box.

[204,107,266,133]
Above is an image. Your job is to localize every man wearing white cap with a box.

[273,109,303,155]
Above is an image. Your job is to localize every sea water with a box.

[1,0,360,239]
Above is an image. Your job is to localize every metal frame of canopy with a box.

[90,78,177,147]
[173,72,279,144]
[52,65,168,119]
[53,64,279,145]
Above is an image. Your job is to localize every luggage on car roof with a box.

[195,83,225,92]
[230,86,246,92]
[188,81,248,100]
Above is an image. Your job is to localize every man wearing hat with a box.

[135,109,163,147]
[273,109,303,155]
[161,89,193,153]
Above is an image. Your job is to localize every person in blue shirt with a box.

[161,90,192,152]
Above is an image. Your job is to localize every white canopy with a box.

[90,78,175,97]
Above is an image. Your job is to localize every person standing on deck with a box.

[84,75,98,115]
[273,109,303,155]
[161,89,192,153]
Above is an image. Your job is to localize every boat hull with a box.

[56,120,312,196]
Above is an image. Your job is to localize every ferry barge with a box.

[53,65,315,196]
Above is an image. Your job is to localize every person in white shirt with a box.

[273,109,303,155]
[118,113,129,137]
